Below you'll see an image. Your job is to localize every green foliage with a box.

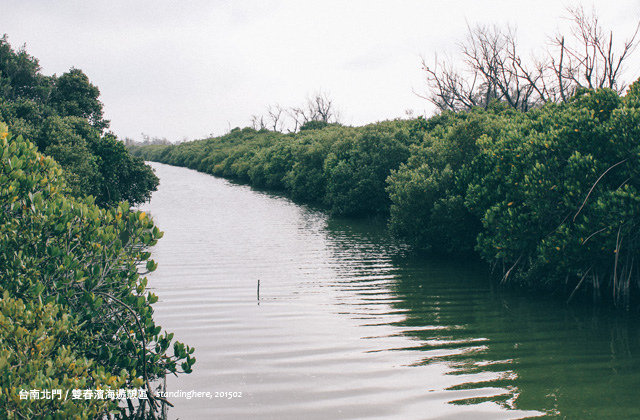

[35,116,101,198]
[0,35,50,102]
[388,85,640,305]
[283,134,333,203]
[0,123,194,418]
[465,87,640,305]
[299,120,330,131]
[0,292,122,420]
[49,68,108,131]
[132,121,413,217]
[0,36,157,207]
[624,78,640,106]
[323,123,410,216]
[88,133,159,206]
[247,141,294,189]
[386,109,504,252]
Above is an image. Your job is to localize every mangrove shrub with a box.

[0,36,158,207]
[0,122,194,419]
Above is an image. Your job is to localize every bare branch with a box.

[266,103,285,132]
[422,7,640,111]
[250,114,266,131]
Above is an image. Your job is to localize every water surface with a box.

[140,162,640,420]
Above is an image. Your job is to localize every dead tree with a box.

[266,103,285,132]
[550,6,640,97]
[422,7,640,112]
[251,92,341,133]
[421,24,546,112]
[287,91,341,131]
[250,114,266,130]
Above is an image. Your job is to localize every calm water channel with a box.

[140,162,640,420]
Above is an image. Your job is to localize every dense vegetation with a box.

[0,122,195,419]
[0,38,192,419]
[132,82,640,309]
[132,120,414,217]
[0,35,158,207]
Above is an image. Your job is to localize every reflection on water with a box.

[140,162,640,420]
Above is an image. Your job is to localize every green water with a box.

[334,216,640,419]
[393,259,640,419]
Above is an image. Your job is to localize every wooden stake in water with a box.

[257,279,260,301]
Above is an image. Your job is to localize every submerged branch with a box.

[567,266,593,303]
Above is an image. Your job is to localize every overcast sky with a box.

[2,1,640,141]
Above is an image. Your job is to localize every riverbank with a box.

[132,84,640,309]
[131,83,640,309]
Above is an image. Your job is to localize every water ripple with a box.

[140,163,546,420]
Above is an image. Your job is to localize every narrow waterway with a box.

[140,162,640,420]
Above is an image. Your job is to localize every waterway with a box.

[140,162,640,420]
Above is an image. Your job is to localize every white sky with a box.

[2,0,640,142]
